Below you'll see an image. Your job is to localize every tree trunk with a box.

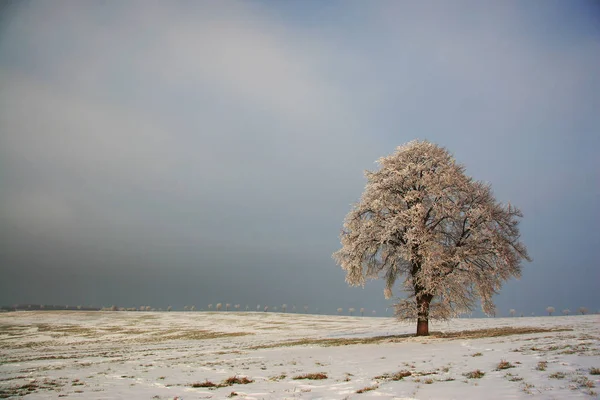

[416,294,433,336]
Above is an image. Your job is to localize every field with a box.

[1,312,598,399]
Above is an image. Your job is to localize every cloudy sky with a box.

[1,1,598,316]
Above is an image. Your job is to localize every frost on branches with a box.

[333,140,531,336]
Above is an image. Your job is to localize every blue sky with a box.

[0,1,598,315]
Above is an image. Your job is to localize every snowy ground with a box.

[1,312,598,399]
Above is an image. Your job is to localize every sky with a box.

[0,1,599,316]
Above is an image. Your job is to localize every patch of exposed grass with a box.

[536,361,548,371]
[162,330,253,341]
[292,372,328,380]
[269,374,286,381]
[496,360,515,370]
[549,372,566,379]
[356,384,378,393]
[571,375,595,389]
[223,376,254,385]
[590,367,600,375]
[374,370,412,381]
[505,373,523,382]
[423,378,434,384]
[471,352,483,357]
[248,327,570,350]
[190,380,219,388]
[464,370,485,379]
[433,327,571,339]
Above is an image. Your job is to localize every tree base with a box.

[416,320,429,336]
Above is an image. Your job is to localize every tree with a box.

[509,309,516,317]
[235,304,240,311]
[337,307,343,315]
[562,309,570,315]
[225,303,231,311]
[333,140,531,336]
[349,307,355,316]
[282,304,287,313]
[303,305,309,314]
[360,307,365,316]
[546,306,554,316]
[208,304,213,310]
[216,303,222,311]
[578,307,588,315]
[167,305,172,312]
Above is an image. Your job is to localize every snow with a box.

[1,311,598,399]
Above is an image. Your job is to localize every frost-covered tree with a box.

[235,304,240,311]
[167,305,172,312]
[337,307,343,315]
[257,304,261,311]
[245,305,250,311]
[349,307,355,316]
[208,304,213,310]
[562,309,570,315]
[282,304,287,313]
[333,141,531,336]
[292,305,296,312]
[216,303,222,311]
[264,305,269,312]
[303,305,309,314]
[225,303,231,311]
[190,305,196,312]
[360,307,365,316]
[509,309,516,317]
[578,307,587,315]
[546,306,554,316]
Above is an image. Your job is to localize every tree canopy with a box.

[333,140,531,335]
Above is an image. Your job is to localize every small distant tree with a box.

[546,306,555,316]
[273,306,278,312]
[110,305,117,311]
[509,309,516,317]
[333,140,531,336]
[190,305,196,311]
[234,304,240,311]
[337,307,343,315]
[578,307,588,315]
[349,307,355,316]
[216,303,222,311]
[282,304,287,313]
[245,305,250,311]
[360,307,365,316]
[257,304,261,311]
[225,303,231,311]
[292,305,296,312]
[562,309,570,315]
[372,310,376,316]
[208,304,213,310]
[167,305,172,311]
[264,305,269,312]
[183,305,189,311]
[145,306,151,311]
[303,305,309,314]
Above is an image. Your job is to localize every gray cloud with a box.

[0,1,598,314]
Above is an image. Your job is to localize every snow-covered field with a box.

[1,312,598,399]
